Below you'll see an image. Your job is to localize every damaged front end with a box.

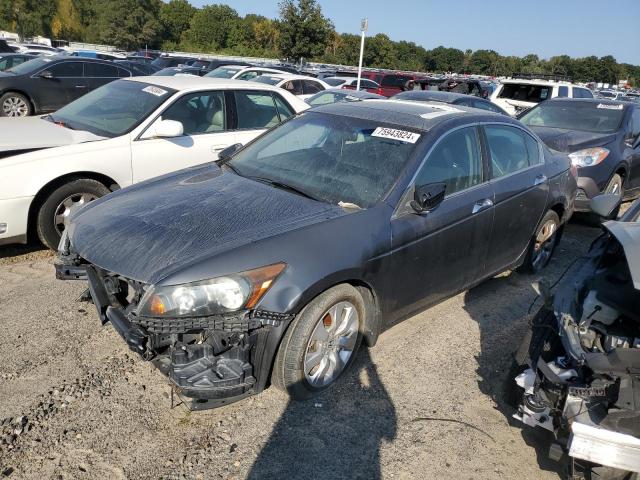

[56,237,292,410]
[514,200,640,478]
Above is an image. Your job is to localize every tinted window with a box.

[381,75,411,88]
[485,125,537,178]
[557,86,569,98]
[84,62,119,78]
[0,58,7,70]
[325,78,345,86]
[12,57,28,67]
[575,88,593,99]
[282,79,303,95]
[631,110,640,139]
[415,127,483,195]
[360,79,378,88]
[302,80,323,95]
[235,91,280,129]
[162,91,225,135]
[498,83,552,103]
[471,99,504,114]
[236,70,259,81]
[117,67,131,77]
[273,94,294,120]
[49,62,83,77]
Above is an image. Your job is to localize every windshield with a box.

[205,66,242,78]
[252,76,281,85]
[51,80,176,138]
[498,83,553,103]
[520,102,625,133]
[228,112,421,208]
[6,57,52,75]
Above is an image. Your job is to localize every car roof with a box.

[312,99,505,131]
[124,75,290,92]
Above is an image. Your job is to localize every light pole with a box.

[356,18,368,91]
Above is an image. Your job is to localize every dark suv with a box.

[0,56,132,117]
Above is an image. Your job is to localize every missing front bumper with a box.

[569,422,640,473]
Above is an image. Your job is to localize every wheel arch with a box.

[26,171,120,241]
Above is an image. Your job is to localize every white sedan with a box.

[205,65,289,81]
[0,76,309,248]
[251,74,330,100]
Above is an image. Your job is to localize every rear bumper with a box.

[569,422,640,473]
[0,196,33,246]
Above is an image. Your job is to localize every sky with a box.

[188,0,640,65]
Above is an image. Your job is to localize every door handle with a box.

[211,144,228,153]
[534,174,547,186]
[74,85,86,89]
[472,198,494,214]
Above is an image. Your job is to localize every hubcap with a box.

[54,193,98,235]
[304,301,359,387]
[2,96,28,117]
[532,219,557,270]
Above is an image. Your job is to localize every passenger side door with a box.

[232,91,296,146]
[131,90,233,182]
[84,62,121,92]
[483,124,549,275]
[387,126,494,317]
[34,61,86,111]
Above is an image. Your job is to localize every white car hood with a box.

[0,116,106,153]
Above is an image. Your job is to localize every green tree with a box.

[425,46,464,72]
[0,0,57,38]
[181,4,242,51]
[469,49,502,75]
[159,0,195,45]
[278,0,333,61]
[93,0,162,49]
[364,33,397,69]
[51,0,83,40]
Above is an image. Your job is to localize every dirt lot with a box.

[0,221,602,480]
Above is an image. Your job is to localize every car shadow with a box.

[0,242,47,260]
[461,222,602,478]
[247,347,396,480]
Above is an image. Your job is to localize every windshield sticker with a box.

[597,103,623,110]
[371,127,421,143]
[142,86,168,97]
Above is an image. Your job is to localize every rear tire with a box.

[518,210,561,274]
[0,92,32,117]
[271,284,364,400]
[36,178,110,249]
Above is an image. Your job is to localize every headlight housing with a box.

[568,147,609,167]
[137,263,286,318]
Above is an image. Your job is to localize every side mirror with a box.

[141,119,183,139]
[217,143,243,162]
[410,182,446,214]
[39,70,54,79]
[590,194,621,218]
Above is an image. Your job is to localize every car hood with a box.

[529,126,617,153]
[69,164,346,284]
[0,116,105,153]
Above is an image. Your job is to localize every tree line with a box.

[1,0,638,85]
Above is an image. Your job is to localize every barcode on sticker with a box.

[597,103,623,110]
[142,86,168,97]
[371,127,421,143]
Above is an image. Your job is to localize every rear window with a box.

[498,83,553,103]
[325,78,345,86]
[381,75,412,88]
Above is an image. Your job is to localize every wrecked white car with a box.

[514,195,640,479]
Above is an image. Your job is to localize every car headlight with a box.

[137,263,286,318]
[569,147,609,167]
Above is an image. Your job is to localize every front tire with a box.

[271,284,364,400]
[36,178,110,249]
[0,92,32,117]
[518,210,561,274]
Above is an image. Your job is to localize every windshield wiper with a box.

[247,176,321,202]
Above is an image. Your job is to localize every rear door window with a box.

[234,91,281,129]
[485,125,540,178]
[282,80,303,95]
[85,62,120,78]
[557,86,569,98]
[163,91,226,135]
[302,80,323,94]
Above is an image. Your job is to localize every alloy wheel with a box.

[532,219,557,271]
[54,193,98,235]
[2,96,29,117]
[304,301,359,387]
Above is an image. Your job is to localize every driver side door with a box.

[33,61,86,112]
[131,90,234,183]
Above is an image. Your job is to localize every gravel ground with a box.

[0,220,603,480]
